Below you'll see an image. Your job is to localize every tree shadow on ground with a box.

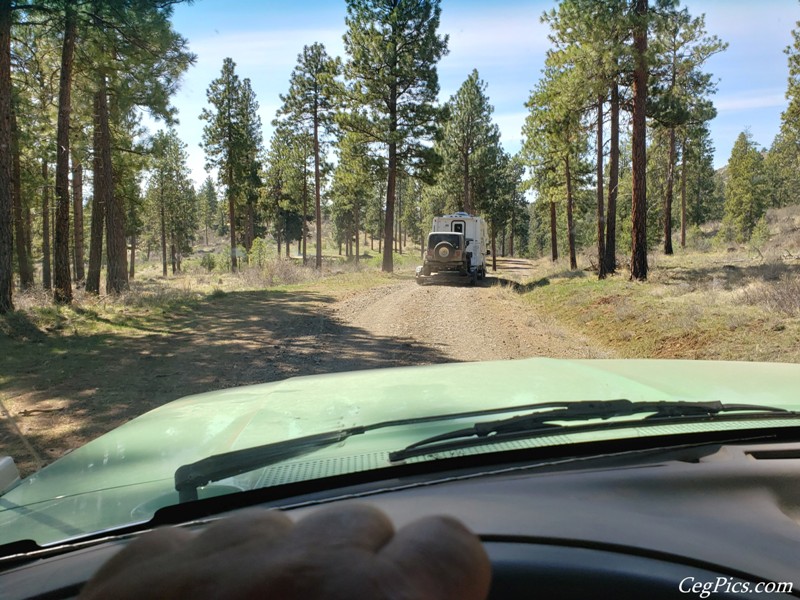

[0,289,455,476]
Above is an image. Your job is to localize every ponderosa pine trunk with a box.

[86,89,107,295]
[42,159,52,290]
[129,235,135,279]
[664,126,676,255]
[99,74,127,294]
[630,0,649,281]
[382,82,397,273]
[565,155,577,271]
[549,201,558,262]
[596,97,607,278]
[160,184,167,276]
[12,100,33,289]
[53,0,76,304]
[227,161,236,272]
[71,151,84,283]
[0,0,11,312]
[605,80,619,273]
[491,222,497,272]
[314,100,322,269]
[680,135,688,248]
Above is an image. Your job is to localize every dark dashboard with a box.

[2,440,799,599]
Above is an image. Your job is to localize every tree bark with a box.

[565,155,577,270]
[86,89,107,295]
[12,99,33,289]
[382,82,397,273]
[605,80,619,273]
[396,182,402,254]
[491,221,497,271]
[0,0,12,312]
[245,200,254,252]
[596,97,607,278]
[99,74,127,294]
[463,154,471,213]
[509,210,515,257]
[71,151,84,283]
[129,235,135,279]
[227,162,236,272]
[663,126,676,255]
[159,179,167,276]
[549,200,558,262]
[630,0,649,281]
[354,199,360,265]
[302,158,308,264]
[53,0,76,304]
[42,159,52,290]
[680,135,688,248]
[314,101,322,269]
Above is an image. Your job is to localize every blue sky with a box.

[164,0,798,185]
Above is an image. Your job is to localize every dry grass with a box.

[516,224,800,363]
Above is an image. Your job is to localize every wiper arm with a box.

[175,428,364,503]
[388,400,793,462]
[174,400,609,503]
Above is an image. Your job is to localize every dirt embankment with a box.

[1,257,608,476]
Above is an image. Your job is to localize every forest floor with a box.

[1,257,605,477]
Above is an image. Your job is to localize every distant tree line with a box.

[2,0,800,312]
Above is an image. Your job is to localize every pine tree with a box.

[275,43,340,269]
[523,65,589,271]
[201,59,262,272]
[342,0,448,273]
[723,131,768,241]
[439,70,499,215]
[649,8,725,255]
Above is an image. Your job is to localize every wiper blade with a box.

[388,400,793,462]
[174,400,602,503]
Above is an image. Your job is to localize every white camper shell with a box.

[416,212,489,285]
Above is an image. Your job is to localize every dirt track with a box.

[334,261,607,362]
[2,257,608,476]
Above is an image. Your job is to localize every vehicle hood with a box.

[2,358,799,548]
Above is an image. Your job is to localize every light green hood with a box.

[1,358,799,548]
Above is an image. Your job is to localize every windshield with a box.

[1,0,799,549]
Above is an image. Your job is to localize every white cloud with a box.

[188,28,345,73]
[715,90,787,112]
[439,5,550,73]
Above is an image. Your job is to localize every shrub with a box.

[200,253,216,272]
[748,217,771,253]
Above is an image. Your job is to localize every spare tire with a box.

[434,242,455,260]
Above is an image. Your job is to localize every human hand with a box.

[79,503,491,600]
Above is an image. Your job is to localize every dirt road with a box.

[2,257,608,476]
[334,261,606,363]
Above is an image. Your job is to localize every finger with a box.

[79,527,195,600]
[186,508,293,557]
[378,516,491,600]
[289,503,395,552]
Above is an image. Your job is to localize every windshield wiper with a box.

[174,400,608,502]
[388,400,794,462]
[175,399,793,502]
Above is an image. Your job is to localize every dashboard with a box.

[2,440,799,599]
